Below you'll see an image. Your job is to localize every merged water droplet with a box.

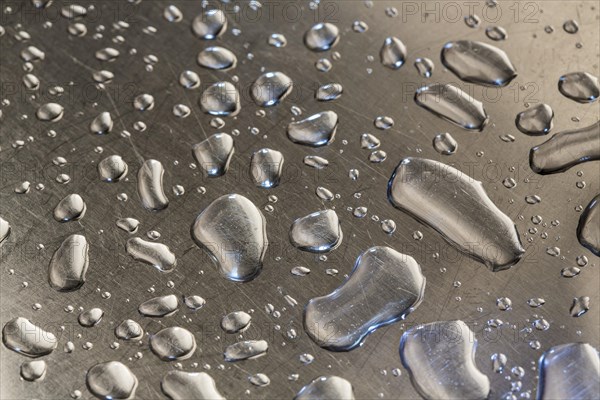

[138,294,179,317]
[126,237,176,272]
[192,133,235,177]
[304,23,339,51]
[20,360,47,381]
[53,194,86,222]
[199,81,240,116]
[161,371,225,400]
[250,148,284,188]
[3,317,57,357]
[295,376,355,400]
[36,103,63,122]
[115,319,144,340]
[388,158,524,271]
[380,37,407,69]
[192,9,227,39]
[577,194,599,256]
[137,159,169,211]
[515,104,554,135]
[441,40,517,86]
[287,111,338,146]
[400,320,490,399]
[537,343,599,400]
[433,132,458,155]
[316,83,343,101]
[90,112,113,135]
[191,194,268,282]
[86,361,138,400]
[530,121,600,174]
[304,246,425,351]
[289,209,342,253]
[48,234,89,291]
[558,72,599,103]
[224,340,268,361]
[150,327,196,361]
[197,46,237,70]
[221,311,251,333]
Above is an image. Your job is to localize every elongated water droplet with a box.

[36,103,63,122]
[164,5,182,22]
[95,47,119,62]
[316,186,334,201]
[304,155,329,169]
[224,340,268,361]
[414,57,434,77]
[251,71,293,107]
[23,73,40,90]
[48,234,89,291]
[558,72,599,103]
[90,112,113,134]
[577,194,599,256]
[486,26,507,41]
[161,371,225,400]
[401,320,490,399]
[197,46,237,70]
[192,9,227,39]
[442,40,517,86]
[290,210,342,253]
[199,81,240,116]
[139,294,179,317]
[116,218,139,233]
[515,104,554,135]
[530,121,600,174]
[388,158,524,271]
[250,148,284,188]
[537,343,599,400]
[192,133,234,177]
[287,111,338,146]
[126,237,176,272]
[115,319,143,340]
[137,159,169,211]
[360,133,380,149]
[86,361,138,400]
[433,132,458,155]
[183,295,205,311]
[305,246,425,351]
[304,23,339,51]
[380,37,407,69]
[415,84,488,131]
[491,353,507,373]
[221,311,251,333]
[53,194,86,222]
[191,194,268,282]
[78,308,103,327]
[150,327,196,361]
[295,376,355,400]
[2,317,57,357]
[21,360,47,381]
[316,83,343,101]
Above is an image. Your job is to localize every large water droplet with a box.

[380,37,407,69]
[36,103,63,122]
[53,194,86,222]
[126,237,176,272]
[192,9,227,39]
[304,246,425,351]
[441,40,517,86]
[250,148,284,188]
[289,209,342,253]
[197,46,237,70]
[138,294,179,317]
[161,371,225,400]
[98,155,128,182]
[415,84,488,130]
[48,234,89,291]
[537,343,599,400]
[191,194,268,282]
[150,327,196,361]
[137,159,169,211]
[86,361,138,400]
[20,360,47,381]
[251,72,293,107]
[2,317,58,357]
[224,340,268,361]
[388,158,524,271]
[192,133,234,177]
[401,320,490,399]
[295,376,355,400]
[530,121,600,174]
[287,111,338,146]
[558,72,599,103]
[577,194,599,256]
[515,104,554,135]
[304,23,339,51]
[199,81,240,116]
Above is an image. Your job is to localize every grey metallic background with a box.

[0,0,599,399]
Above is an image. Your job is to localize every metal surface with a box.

[1,0,599,399]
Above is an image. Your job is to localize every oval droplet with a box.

[197,46,237,70]
[304,23,339,51]
[287,111,338,147]
[192,133,234,177]
[295,376,355,400]
[380,37,407,69]
[150,327,196,361]
[115,319,144,340]
[20,360,47,381]
[414,57,434,78]
[90,112,113,135]
[86,361,138,400]
[98,155,128,182]
[250,148,284,188]
[251,71,293,107]
[78,308,103,327]
[316,83,343,101]
[2,317,58,357]
[558,72,599,103]
[138,294,179,317]
[224,340,268,362]
[161,371,225,400]
[36,103,63,122]
[199,81,240,116]
[221,311,252,333]
[48,234,89,291]
[192,9,227,39]
[432,132,458,155]
[53,194,86,222]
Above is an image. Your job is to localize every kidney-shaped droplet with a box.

[48,234,89,291]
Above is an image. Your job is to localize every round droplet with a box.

[90,112,113,134]
[251,72,293,107]
[150,327,196,361]
[268,33,287,47]
[304,23,339,51]
[98,155,128,182]
[485,26,507,41]
[179,70,200,89]
[86,361,138,400]
[133,94,154,111]
[54,194,86,222]
[433,132,458,155]
[200,81,240,116]
[192,9,227,39]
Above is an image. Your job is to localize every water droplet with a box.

[36,103,63,122]
[497,297,512,311]
[316,83,343,101]
[139,294,179,317]
[192,133,234,177]
[90,112,113,134]
[486,26,507,41]
[570,296,590,317]
[98,155,128,182]
[464,14,481,28]
[251,71,293,107]
[137,159,169,211]
[369,150,387,163]
[268,33,287,47]
[150,327,196,361]
[192,9,227,39]
[191,194,267,282]
[21,360,47,381]
[289,210,342,253]
[23,73,40,90]
[126,237,176,272]
[53,194,86,222]
[161,371,225,400]
[249,373,270,387]
[304,23,339,51]
[577,195,599,256]
[374,115,394,130]
[221,311,251,333]
[164,5,182,22]
[95,47,119,62]
[200,81,240,116]
[133,93,154,111]
[48,234,89,291]
[491,353,507,373]
[563,19,579,34]
[197,46,237,70]
[86,361,138,400]
[316,186,334,201]
[2,317,57,357]
[516,104,554,135]
[528,298,545,307]
[433,132,458,155]
[114,319,143,341]
[380,37,407,69]
[224,340,268,362]
[287,111,338,147]
[21,45,45,62]
[381,219,396,234]
[414,57,434,78]
[78,308,103,327]
[304,155,329,169]
[558,72,599,103]
[388,158,524,270]
[179,70,200,89]
[295,376,354,400]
